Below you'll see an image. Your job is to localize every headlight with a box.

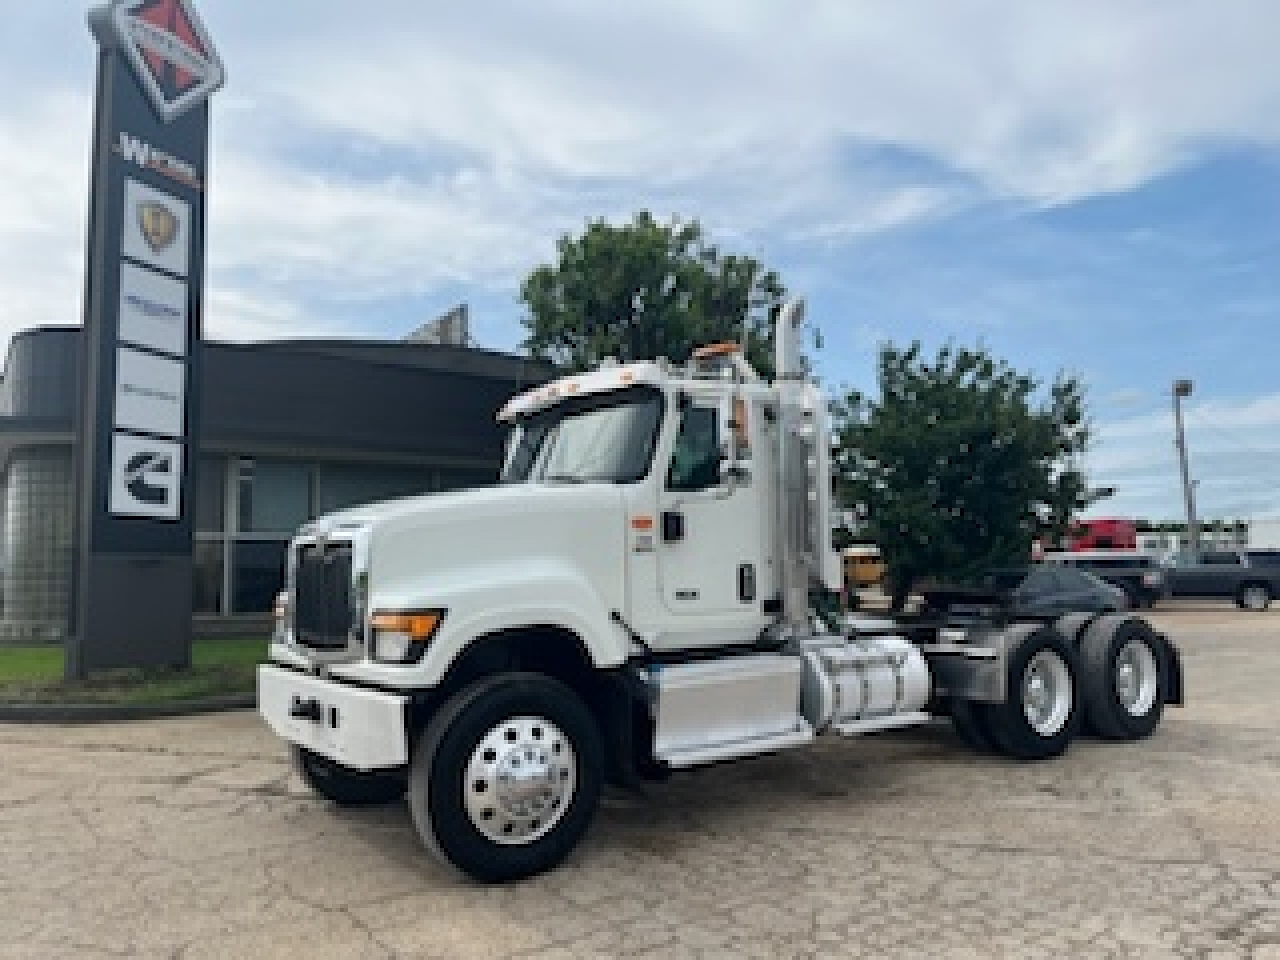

[1142,571,1163,587]
[369,610,445,664]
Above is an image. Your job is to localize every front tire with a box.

[408,673,603,883]
[978,625,1081,762]
[291,746,407,807]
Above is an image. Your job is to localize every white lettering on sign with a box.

[115,132,202,190]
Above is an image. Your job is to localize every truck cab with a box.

[498,358,785,654]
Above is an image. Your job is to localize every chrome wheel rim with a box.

[1243,587,1268,611]
[1115,640,1158,717]
[464,715,576,846]
[1021,649,1072,737]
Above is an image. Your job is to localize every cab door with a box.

[655,396,765,641]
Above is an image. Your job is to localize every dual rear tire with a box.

[1078,615,1165,740]
[967,624,1080,762]
[950,615,1168,760]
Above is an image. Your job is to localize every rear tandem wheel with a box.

[973,623,1082,762]
[1077,614,1167,741]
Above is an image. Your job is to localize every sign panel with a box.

[121,177,190,277]
[118,261,188,355]
[113,346,186,437]
[109,432,183,520]
[97,0,225,123]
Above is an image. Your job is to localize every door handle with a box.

[661,511,684,543]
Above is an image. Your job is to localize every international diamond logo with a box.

[93,0,225,123]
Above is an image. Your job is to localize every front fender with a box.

[341,560,629,689]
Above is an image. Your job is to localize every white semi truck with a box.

[258,301,1183,883]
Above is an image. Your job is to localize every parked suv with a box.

[1164,550,1280,611]
[1042,551,1169,609]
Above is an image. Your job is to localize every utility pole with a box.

[1172,380,1200,559]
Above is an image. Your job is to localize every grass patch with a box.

[0,638,266,705]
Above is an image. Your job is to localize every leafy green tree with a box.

[832,342,1105,609]
[520,212,787,374]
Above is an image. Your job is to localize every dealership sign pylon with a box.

[69,0,224,678]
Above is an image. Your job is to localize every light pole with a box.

[1172,379,1199,558]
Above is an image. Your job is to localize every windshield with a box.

[501,387,664,485]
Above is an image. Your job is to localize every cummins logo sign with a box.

[108,433,182,520]
[91,0,225,123]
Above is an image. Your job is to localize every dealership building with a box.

[0,322,550,644]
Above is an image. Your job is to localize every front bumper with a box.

[258,663,409,771]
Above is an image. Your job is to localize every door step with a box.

[832,710,931,737]
[658,724,815,769]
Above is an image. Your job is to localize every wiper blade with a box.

[544,474,588,485]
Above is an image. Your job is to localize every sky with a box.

[0,1,1276,523]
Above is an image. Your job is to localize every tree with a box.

[832,342,1106,610]
[520,212,787,374]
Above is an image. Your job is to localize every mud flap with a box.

[1159,633,1185,706]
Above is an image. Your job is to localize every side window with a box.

[1058,570,1091,592]
[666,407,721,492]
[1203,552,1241,566]
[1017,571,1052,597]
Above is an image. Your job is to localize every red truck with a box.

[1067,518,1137,551]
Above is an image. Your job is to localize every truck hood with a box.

[316,483,630,625]
[304,482,625,538]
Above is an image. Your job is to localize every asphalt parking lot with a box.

[2,603,1278,959]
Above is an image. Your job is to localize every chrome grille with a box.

[293,542,354,651]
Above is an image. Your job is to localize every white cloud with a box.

[200,0,1280,330]
[0,93,92,345]
[237,0,1280,205]
[1088,392,1280,520]
[0,0,1278,355]
[207,156,551,298]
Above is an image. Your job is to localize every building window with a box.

[0,448,75,642]
[231,540,289,615]
[196,456,495,616]
[314,463,434,516]
[436,467,496,492]
[194,455,226,533]
[192,539,223,615]
[238,459,311,534]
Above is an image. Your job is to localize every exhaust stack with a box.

[773,300,840,636]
